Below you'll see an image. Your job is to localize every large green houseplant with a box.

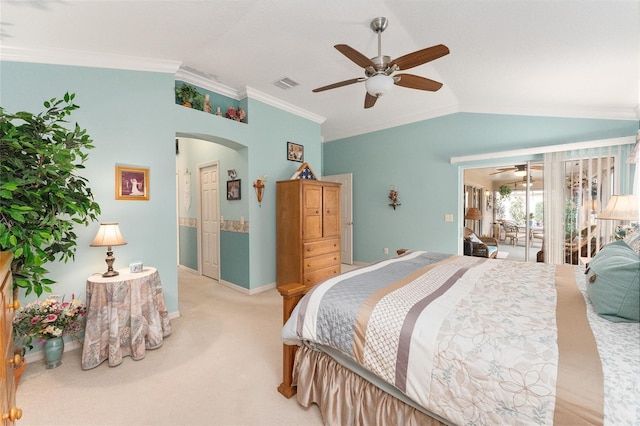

[0,93,101,296]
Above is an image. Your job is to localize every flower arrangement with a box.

[225,106,246,122]
[13,295,86,350]
[388,187,401,209]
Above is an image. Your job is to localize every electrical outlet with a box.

[240,216,245,225]
[220,215,224,223]
[384,248,389,255]
[445,214,454,222]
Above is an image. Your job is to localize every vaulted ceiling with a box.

[1,1,638,141]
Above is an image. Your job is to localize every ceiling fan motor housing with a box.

[370,17,388,33]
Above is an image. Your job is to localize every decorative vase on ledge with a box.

[44,336,64,369]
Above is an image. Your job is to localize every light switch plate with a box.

[445,214,454,222]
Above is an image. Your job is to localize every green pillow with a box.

[585,240,640,322]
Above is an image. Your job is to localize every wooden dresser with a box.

[0,252,22,424]
[276,179,341,290]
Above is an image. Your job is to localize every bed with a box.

[278,250,640,425]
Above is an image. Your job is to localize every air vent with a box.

[274,77,300,90]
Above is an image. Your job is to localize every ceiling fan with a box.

[491,164,543,176]
[508,176,536,187]
[312,17,450,109]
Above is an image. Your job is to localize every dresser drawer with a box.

[303,265,341,287]
[303,238,340,258]
[304,252,340,272]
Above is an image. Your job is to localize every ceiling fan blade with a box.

[390,44,450,71]
[364,93,377,109]
[394,74,443,91]
[490,168,516,175]
[335,44,376,69]
[312,78,364,93]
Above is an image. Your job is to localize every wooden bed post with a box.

[277,282,307,398]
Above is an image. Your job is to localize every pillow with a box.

[585,240,640,322]
[468,233,483,244]
[623,230,640,254]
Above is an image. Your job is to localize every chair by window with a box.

[565,224,598,265]
[501,220,521,246]
[530,229,544,247]
[464,227,499,259]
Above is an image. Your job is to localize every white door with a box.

[324,173,353,264]
[200,163,219,279]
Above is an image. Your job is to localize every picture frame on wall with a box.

[227,179,241,200]
[287,141,304,162]
[115,165,149,201]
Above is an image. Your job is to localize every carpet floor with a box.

[15,269,324,426]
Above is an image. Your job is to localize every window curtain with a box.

[543,144,634,265]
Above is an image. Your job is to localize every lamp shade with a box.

[365,74,394,97]
[90,223,127,247]
[464,207,483,221]
[597,195,639,221]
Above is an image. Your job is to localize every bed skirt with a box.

[293,343,447,426]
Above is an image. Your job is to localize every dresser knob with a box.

[2,407,23,421]
[9,354,21,366]
[9,300,19,310]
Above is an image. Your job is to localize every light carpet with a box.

[16,269,324,426]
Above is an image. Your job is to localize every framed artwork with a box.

[115,165,149,201]
[227,179,241,200]
[287,141,304,162]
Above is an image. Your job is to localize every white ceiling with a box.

[1,1,638,142]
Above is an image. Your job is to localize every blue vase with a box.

[44,337,64,369]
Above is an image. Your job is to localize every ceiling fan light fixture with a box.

[365,74,394,97]
[514,165,527,177]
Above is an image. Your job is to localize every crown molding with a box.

[175,68,238,99]
[0,46,181,73]
[450,136,636,164]
[243,87,325,124]
[175,70,326,124]
[459,103,640,121]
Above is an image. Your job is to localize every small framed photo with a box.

[116,165,149,201]
[227,179,241,200]
[287,141,304,162]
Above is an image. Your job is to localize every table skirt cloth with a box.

[81,268,172,369]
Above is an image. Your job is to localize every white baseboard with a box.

[218,279,276,295]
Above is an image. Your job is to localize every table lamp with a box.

[90,223,127,277]
[597,194,639,239]
[465,207,483,233]
[465,207,483,221]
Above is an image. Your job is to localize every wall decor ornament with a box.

[389,186,401,209]
[227,179,241,200]
[287,142,304,162]
[253,175,267,206]
[115,165,149,201]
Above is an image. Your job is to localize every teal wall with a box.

[323,113,638,263]
[220,231,249,286]
[0,62,180,312]
[178,226,198,270]
[1,60,323,313]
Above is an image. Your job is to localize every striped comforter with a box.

[282,251,640,425]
